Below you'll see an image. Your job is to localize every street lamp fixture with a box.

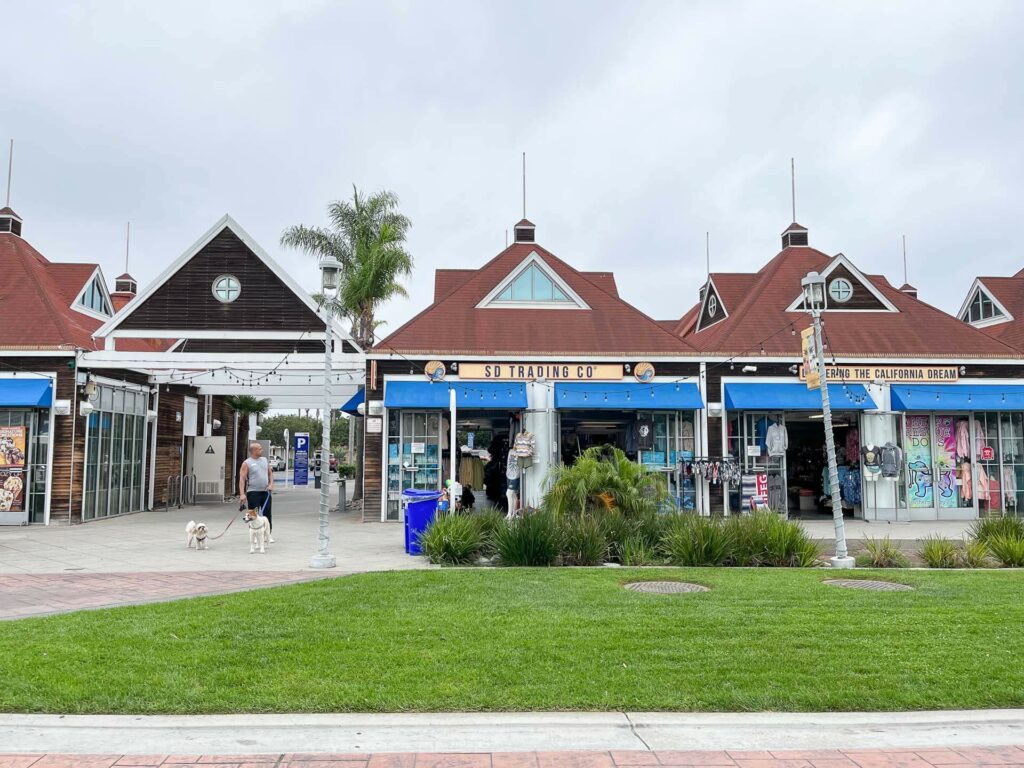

[801,270,855,569]
[310,257,341,569]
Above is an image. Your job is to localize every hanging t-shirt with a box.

[637,419,655,451]
[765,422,788,457]
[755,417,774,453]
[880,443,903,478]
[512,432,535,458]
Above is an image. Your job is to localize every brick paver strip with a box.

[4,748,1024,768]
[0,571,338,620]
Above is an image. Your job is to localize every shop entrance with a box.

[727,410,861,517]
[558,410,697,510]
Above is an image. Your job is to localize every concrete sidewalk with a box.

[2,711,1023,755]
[0,483,426,574]
[3,746,1024,768]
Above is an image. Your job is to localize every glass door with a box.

[934,415,974,519]
[385,409,442,521]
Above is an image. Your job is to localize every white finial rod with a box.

[125,221,131,273]
[902,234,908,286]
[522,152,526,219]
[706,231,710,279]
[5,139,12,208]
[790,157,796,222]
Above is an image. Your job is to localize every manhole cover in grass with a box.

[823,579,913,592]
[625,581,709,594]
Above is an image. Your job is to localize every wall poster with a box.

[934,416,958,508]
[0,426,26,512]
[905,415,933,508]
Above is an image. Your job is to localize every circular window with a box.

[708,294,718,317]
[828,278,853,304]
[212,275,241,303]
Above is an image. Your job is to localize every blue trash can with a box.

[402,489,442,555]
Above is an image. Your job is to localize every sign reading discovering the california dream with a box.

[458,363,624,381]
[799,365,959,383]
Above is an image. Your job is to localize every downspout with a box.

[147,386,159,510]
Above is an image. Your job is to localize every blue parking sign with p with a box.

[294,432,310,486]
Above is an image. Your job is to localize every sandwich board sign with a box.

[294,432,310,486]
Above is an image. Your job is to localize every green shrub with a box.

[621,534,659,566]
[632,509,670,549]
[337,463,356,479]
[857,535,908,568]
[725,511,820,567]
[662,514,733,566]
[494,509,561,566]
[919,534,958,568]
[593,508,633,563]
[987,534,1024,567]
[466,507,506,557]
[544,445,668,518]
[960,538,990,568]
[970,516,1024,544]
[559,514,607,566]
[418,513,483,565]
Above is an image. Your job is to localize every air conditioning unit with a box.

[193,436,225,500]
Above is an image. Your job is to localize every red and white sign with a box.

[981,446,995,461]
[755,473,768,496]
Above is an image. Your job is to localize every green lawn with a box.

[1,568,1022,714]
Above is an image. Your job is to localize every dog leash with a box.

[209,491,271,541]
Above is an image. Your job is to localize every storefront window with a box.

[82,384,148,521]
[385,409,443,521]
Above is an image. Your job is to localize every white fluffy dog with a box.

[244,509,271,554]
[185,520,209,550]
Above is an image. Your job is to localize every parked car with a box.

[269,456,285,471]
[329,454,338,472]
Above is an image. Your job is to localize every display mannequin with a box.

[505,446,520,519]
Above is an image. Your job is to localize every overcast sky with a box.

[6,1,1023,333]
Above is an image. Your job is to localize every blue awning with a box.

[0,379,52,407]
[384,381,528,409]
[891,384,1024,411]
[724,382,876,411]
[339,388,364,416]
[554,382,703,410]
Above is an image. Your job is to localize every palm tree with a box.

[225,394,271,495]
[282,187,413,349]
[281,187,414,501]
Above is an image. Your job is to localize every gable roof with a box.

[0,232,171,352]
[678,243,1017,358]
[960,275,1024,351]
[374,241,695,356]
[94,214,350,342]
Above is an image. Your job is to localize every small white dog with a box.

[244,508,271,554]
[185,520,209,550]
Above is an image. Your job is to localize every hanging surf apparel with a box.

[862,445,881,480]
[637,419,655,451]
[765,422,788,457]
[879,442,903,478]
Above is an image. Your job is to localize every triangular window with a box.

[478,253,588,309]
[962,289,1004,324]
[78,276,112,316]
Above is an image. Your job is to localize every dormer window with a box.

[79,275,112,316]
[477,252,589,309]
[496,264,570,303]
[962,289,1004,324]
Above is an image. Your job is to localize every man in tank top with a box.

[240,442,275,539]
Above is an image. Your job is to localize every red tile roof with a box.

[375,242,696,356]
[680,245,1017,358]
[0,233,174,352]
[967,276,1024,351]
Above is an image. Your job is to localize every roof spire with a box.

[125,221,131,274]
[790,157,796,223]
[902,234,907,285]
[5,139,12,209]
[522,151,526,219]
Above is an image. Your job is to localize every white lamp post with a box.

[801,270,855,569]
[310,255,342,569]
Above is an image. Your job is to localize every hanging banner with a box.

[458,363,623,381]
[800,365,958,383]
[801,328,820,390]
[293,432,310,486]
[906,415,933,508]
